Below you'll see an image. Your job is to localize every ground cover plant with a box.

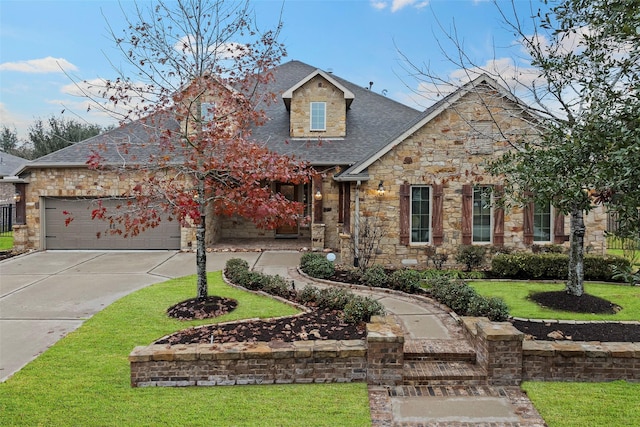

[0,272,371,426]
[522,381,640,427]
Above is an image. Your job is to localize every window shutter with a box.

[461,184,473,245]
[553,209,568,243]
[313,176,323,224]
[399,183,410,245]
[432,183,444,246]
[523,198,534,245]
[493,185,505,246]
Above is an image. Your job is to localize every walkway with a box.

[1,249,547,425]
[254,251,546,427]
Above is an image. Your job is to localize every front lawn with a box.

[522,381,640,427]
[0,233,12,250]
[470,281,640,321]
[0,272,371,426]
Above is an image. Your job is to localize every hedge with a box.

[491,253,630,281]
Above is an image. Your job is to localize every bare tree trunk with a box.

[196,180,208,300]
[567,207,585,296]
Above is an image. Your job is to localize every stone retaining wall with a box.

[130,316,402,388]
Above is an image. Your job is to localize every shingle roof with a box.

[0,151,28,177]
[19,60,422,174]
[250,60,421,165]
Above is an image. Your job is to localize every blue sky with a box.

[0,0,540,138]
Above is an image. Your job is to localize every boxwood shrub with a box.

[425,276,509,321]
[491,253,630,281]
[343,296,385,323]
[362,264,390,288]
[389,269,422,293]
[300,253,335,279]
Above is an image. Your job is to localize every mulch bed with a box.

[157,308,365,345]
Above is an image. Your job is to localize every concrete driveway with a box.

[0,250,299,382]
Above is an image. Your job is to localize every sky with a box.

[0,0,542,139]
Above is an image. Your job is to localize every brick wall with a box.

[462,316,640,384]
[522,340,640,382]
[130,316,403,388]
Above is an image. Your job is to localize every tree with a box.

[402,0,640,296]
[1,126,20,154]
[83,0,311,299]
[28,116,103,159]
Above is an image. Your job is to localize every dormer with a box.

[282,69,355,138]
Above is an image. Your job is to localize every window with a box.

[310,102,326,131]
[472,186,492,243]
[201,102,215,126]
[533,201,552,242]
[410,186,431,243]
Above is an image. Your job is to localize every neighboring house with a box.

[0,151,28,232]
[10,60,607,266]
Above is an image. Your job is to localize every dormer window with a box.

[310,102,326,131]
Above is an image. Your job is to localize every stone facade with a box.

[15,167,196,250]
[289,75,347,138]
[331,89,607,268]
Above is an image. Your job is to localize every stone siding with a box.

[15,167,196,250]
[289,75,346,138]
[333,89,607,268]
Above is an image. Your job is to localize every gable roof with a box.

[15,60,422,175]
[336,73,541,179]
[250,60,421,166]
[281,68,355,110]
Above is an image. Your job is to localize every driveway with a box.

[0,250,300,382]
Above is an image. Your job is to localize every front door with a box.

[275,183,299,237]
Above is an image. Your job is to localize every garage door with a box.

[44,198,181,250]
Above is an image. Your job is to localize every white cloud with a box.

[0,56,78,74]
[370,0,429,12]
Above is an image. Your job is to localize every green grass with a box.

[470,281,640,321]
[0,233,12,250]
[0,272,371,426]
[522,381,640,427]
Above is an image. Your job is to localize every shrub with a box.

[300,252,324,271]
[224,258,250,282]
[297,285,319,305]
[300,255,335,279]
[491,253,631,281]
[343,296,385,323]
[467,295,510,321]
[455,245,486,271]
[362,264,390,288]
[445,282,478,314]
[316,288,352,311]
[389,269,422,293]
[262,275,293,299]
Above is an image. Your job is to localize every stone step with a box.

[403,339,476,362]
[402,360,487,386]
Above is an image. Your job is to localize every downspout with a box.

[354,180,361,267]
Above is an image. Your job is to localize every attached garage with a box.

[43,198,181,250]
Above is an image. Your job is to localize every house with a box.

[9,60,607,266]
[0,151,28,232]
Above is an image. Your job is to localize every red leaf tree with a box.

[83,0,312,299]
